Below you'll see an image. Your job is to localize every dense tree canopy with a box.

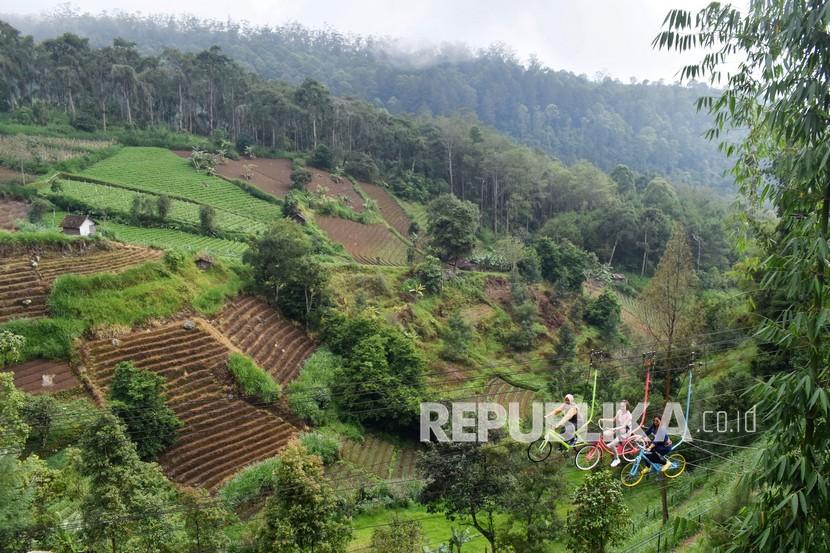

[0,19,736,275]
[108,361,182,461]
[3,10,733,190]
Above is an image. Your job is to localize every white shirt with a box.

[616,409,632,431]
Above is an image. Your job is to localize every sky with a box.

[2,0,725,82]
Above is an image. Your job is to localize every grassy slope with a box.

[1,243,245,368]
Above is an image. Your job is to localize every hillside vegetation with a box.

[1,4,817,552]
[3,10,732,190]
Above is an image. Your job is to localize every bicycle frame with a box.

[626,444,671,474]
[528,369,598,462]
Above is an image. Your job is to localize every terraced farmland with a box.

[309,171,365,212]
[101,222,248,258]
[481,377,538,419]
[316,215,408,265]
[82,148,282,223]
[359,183,412,237]
[214,296,315,384]
[0,200,30,229]
[0,166,22,183]
[0,134,114,167]
[53,178,266,233]
[175,152,295,198]
[83,322,299,490]
[3,359,78,395]
[0,244,162,323]
[326,435,420,490]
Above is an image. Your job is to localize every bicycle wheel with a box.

[575,444,602,471]
[621,436,646,462]
[621,462,645,487]
[527,438,552,462]
[663,454,686,478]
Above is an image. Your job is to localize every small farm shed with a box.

[60,215,96,236]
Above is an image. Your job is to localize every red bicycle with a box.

[574,430,646,470]
[574,353,654,471]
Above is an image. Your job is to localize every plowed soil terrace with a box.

[174,151,295,198]
[0,243,162,323]
[214,296,315,384]
[0,200,30,230]
[326,435,420,490]
[316,216,407,265]
[83,322,299,490]
[2,358,77,394]
[359,183,412,237]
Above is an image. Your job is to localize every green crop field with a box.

[100,222,248,258]
[81,147,282,223]
[52,178,266,234]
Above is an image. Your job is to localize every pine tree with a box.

[638,225,697,400]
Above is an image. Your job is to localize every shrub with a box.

[330,318,426,430]
[156,195,172,220]
[218,457,282,509]
[534,238,596,292]
[0,329,25,366]
[413,256,443,294]
[427,194,479,263]
[290,167,312,190]
[287,349,341,425]
[343,151,379,182]
[442,311,473,361]
[283,191,303,220]
[162,250,186,271]
[70,112,97,132]
[28,199,51,224]
[585,289,621,333]
[299,430,340,464]
[309,144,334,170]
[199,204,216,234]
[228,353,280,403]
[1,318,83,364]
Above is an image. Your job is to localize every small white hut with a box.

[59,215,96,237]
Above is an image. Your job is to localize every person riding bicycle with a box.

[600,400,632,467]
[642,415,672,472]
[545,393,579,445]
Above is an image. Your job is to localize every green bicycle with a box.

[527,369,597,463]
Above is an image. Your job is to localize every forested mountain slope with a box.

[3,10,732,191]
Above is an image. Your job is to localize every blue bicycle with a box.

[620,443,686,487]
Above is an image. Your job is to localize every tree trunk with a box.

[608,234,619,266]
[178,81,184,132]
[447,141,454,193]
[493,174,499,234]
[123,86,133,127]
[664,342,673,404]
[641,228,649,277]
[67,85,76,119]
